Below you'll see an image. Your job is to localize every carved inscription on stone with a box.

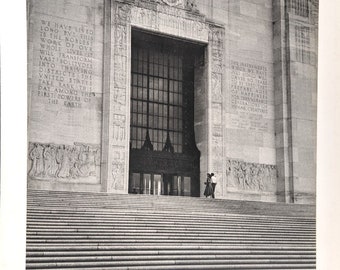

[230,60,269,132]
[226,159,277,192]
[28,142,100,182]
[36,18,95,108]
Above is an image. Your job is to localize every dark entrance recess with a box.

[129,29,203,197]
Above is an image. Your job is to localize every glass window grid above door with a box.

[130,45,184,153]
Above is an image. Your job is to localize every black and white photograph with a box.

[1,0,340,269]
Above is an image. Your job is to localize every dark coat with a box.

[204,178,213,197]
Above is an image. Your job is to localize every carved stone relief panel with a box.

[113,55,127,88]
[212,72,222,100]
[28,142,100,183]
[113,87,127,113]
[112,114,126,145]
[115,2,131,25]
[226,159,277,192]
[109,147,126,191]
[134,0,199,13]
[114,24,128,55]
[209,26,224,64]
[130,5,209,43]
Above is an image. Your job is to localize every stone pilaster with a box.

[273,0,318,204]
[101,1,131,193]
[207,24,225,198]
[273,0,294,203]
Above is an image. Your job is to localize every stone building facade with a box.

[27,0,318,204]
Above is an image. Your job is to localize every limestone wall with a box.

[196,0,277,201]
[27,0,104,191]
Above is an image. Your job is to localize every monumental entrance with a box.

[27,0,318,204]
[129,30,202,196]
[28,0,225,198]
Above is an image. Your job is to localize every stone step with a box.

[26,258,316,269]
[36,264,315,270]
[26,205,313,218]
[26,229,315,237]
[26,210,315,223]
[26,229,315,238]
[26,254,316,262]
[26,221,315,232]
[26,244,316,251]
[27,243,315,247]
[27,190,315,217]
[26,190,316,269]
[26,249,316,257]
[26,237,315,243]
[26,211,315,222]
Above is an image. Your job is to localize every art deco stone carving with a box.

[134,0,198,11]
[28,142,100,180]
[110,149,126,191]
[226,159,277,192]
[111,162,125,190]
[116,3,131,24]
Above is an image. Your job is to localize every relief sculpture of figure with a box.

[29,142,101,180]
[111,162,125,190]
[78,145,90,177]
[249,165,257,189]
[57,145,71,178]
[43,144,53,177]
[69,146,81,178]
[88,148,98,176]
[50,145,58,177]
[244,165,252,189]
[56,146,63,176]
[257,165,265,190]
[28,143,44,177]
[239,162,247,189]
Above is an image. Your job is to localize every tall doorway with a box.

[129,30,202,197]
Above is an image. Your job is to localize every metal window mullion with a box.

[167,53,170,134]
[147,49,150,131]
[130,71,182,82]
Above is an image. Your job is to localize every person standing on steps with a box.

[204,173,213,198]
[211,173,217,198]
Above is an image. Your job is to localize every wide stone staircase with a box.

[26,189,316,269]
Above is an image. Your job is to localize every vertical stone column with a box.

[284,1,318,204]
[194,51,208,196]
[101,1,131,193]
[273,0,318,204]
[207,25,225,198]
[273,0,294,203]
